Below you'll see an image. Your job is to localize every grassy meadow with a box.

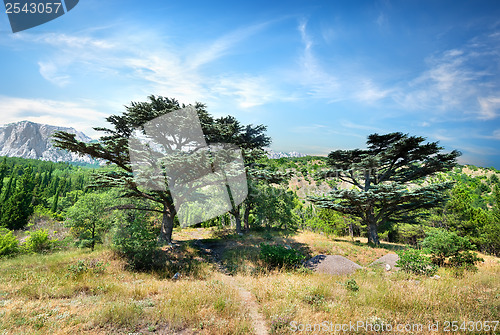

[0,229,499,334]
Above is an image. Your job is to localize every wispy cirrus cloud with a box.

[296,20,341,101]
[392,32,500,120]
[294,20,392,105]
[187,21,271,70]
[477,96,500,120]
[12,21,290,110]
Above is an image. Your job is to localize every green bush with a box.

[22,229,56,253]
[420,229,476,266]
[113,211,162,271]
[396,248,438,276]
[0,228,19,257]
[259,243,305,269]
[449,250,484,271]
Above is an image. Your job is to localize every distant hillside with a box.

[0,120,96,164]
[267,155,500,201]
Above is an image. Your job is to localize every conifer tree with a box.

[1,166,35,229]
[0,157,7,196]
[309,132,460,245]
[53,95,270,243]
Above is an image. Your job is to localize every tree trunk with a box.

[243,203,251,232]
[229,204,242,234]
[367,222,380,245]
[158,203,175,244]
[235,213,242,234]
[91,223,95,251]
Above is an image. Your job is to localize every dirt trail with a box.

[193,239,269,335]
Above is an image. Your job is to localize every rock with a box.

[304,255,362,275]
[370,253,400,271]
[0,120,97,164]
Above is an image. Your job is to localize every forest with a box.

[0,151,499,259]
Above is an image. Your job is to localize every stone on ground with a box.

[305,255,362,275]
[370,253,400,271]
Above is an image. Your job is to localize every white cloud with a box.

[355,79,392,103]
[14,32,114,50]
[392,31,500,121]
[477,96,500,120]
[296,20,342,100]
[188,21,270,69]
[394,49,480,111]
[340,120,384,132]
[213,75,277,109]
[38,61,71,87]
[0,95,107,137]
[13,22,293,111]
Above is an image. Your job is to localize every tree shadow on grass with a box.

[182,229,314,275]
[329,237,406,252]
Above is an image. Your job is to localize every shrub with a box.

[420,229,475,266]
[22,229,56,253]
[259,243,305,269]
[420,229,481,269]
[0,228,19,257]
[113,211,162,271]
[449,250,483,271]
[396,248,438,276]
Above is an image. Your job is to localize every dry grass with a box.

[244,260,499,334]
[0,229,499,334]
[0,247,252,334]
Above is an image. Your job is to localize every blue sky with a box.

[1,0,500,168]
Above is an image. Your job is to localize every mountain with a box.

[265,149,307,159]
[0,120,96,164]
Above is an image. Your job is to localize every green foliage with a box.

[22,229,56,253]
[420,229,475,266]
[66,259,107,278]
[0,228,19,257]
[344,279,359,292]
[393,223,426,246]
[480,220,500,256]
[309,132,460,245]
[449,251,483,272]
[254,184,299,231]
[53,95,272,243]
[259,243,305,269]
[112,211,162,271]
[1,166,35,230]
[396,248,438,276]
[0,156,91,230]
[66,192,114,251]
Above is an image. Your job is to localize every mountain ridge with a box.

[0,120,95,164]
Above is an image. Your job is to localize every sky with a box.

[1,0,500,168]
